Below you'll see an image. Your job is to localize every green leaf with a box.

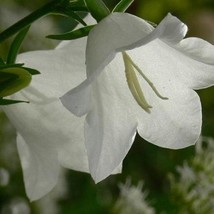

[84,0,110,22]
[22,67,40,75]
[0,98,29,105]
[47,25,94,40]
[0,67,32,97]
[113,0,134,12]
[7,26,30,64]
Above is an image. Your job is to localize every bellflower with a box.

[61,13,214,183]
[1,39,92,201]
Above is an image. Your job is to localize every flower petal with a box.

[175,37,214,89]
[85,12,153,78]
[155,13,187,44]
[85,68,137,182]
[3,38,89,200]
[16,134,60,201]
[136,86,202,149]
[61,83,93,116]
[125,41,203,149]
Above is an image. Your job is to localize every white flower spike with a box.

[61,13,214,183]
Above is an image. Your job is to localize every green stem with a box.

[0,0,64,43]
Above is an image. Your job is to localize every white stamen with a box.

[122,52,168,112]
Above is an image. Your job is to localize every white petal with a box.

[16,134,60,201]
[59,13,97,116]
[154,13,187,44]
[3,38,89,200]
[85,68,137,182]
[86,12,153,77]
[136,87,202,149]
[176,37,214,89]
[125,41,202,148]
[60,82,92,116]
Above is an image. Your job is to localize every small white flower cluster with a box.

[113,179,155,214]
[169,137,214,214]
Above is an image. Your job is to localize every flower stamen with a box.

[122,52,168,112]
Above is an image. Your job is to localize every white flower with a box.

[1,15,122,201]
[61,13,214,183]
[114,179,155,214]
[169,137,214,213]
[1,39,91,201]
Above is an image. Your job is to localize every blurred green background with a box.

[0,0,214,213]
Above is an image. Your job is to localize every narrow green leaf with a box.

[7,26,30,64]
[84,0,110,22]
[22,67,40,75]
[113,0,134,12]
[68,11,87,26]
[0,98,29,105]
[47,25,94,40]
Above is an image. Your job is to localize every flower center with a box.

[122,52,168,113]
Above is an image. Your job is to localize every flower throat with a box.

[122,52,168,113]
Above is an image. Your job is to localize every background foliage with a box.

[0,0,214,213]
